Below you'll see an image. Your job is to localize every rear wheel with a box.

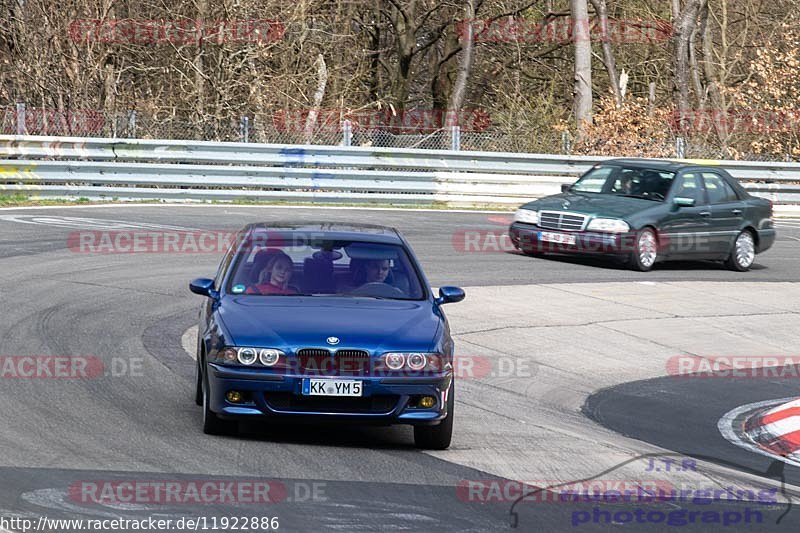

[202,368,235,436]
[630,228,658,272]
[414,383,454,450]
[725,230,756,271]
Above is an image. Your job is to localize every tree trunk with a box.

[672,0,705,131]
[571,0,592,138]
[589,0,622,107]
[304,54,328,142]
[446,0,478,127]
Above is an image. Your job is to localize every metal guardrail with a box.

[1,135,799,208]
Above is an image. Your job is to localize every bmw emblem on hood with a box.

[326,336,340,346]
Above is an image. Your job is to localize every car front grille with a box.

[264,392,398,414]
[296,348,371,375]
[538,211,587,232]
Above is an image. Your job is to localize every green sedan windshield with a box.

[571,165,676,201]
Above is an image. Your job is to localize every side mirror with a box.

[561,184,572,193]
[190,278,217,298]
[436,286,465,305]
[673,197,696,208]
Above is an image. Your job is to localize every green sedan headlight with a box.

[514,209,539,225]
[587,218,630,233]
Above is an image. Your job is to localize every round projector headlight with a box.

[259,349,281,366]
[385,353,405,371]
[237,347,258,365]
[407,353,427,371]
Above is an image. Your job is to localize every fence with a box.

[7,103,798,161]
[1,135,799,214]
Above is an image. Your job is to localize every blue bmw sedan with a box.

[189,223,465,449]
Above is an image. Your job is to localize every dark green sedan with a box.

[508,159,776,271]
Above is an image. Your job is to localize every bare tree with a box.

[572,0,593,137]
[590,0,623,107]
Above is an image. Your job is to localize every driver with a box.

[364,259,391,284]
[246,251,298,295]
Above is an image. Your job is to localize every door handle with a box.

[732,209,742,216]
[699,211,711,217]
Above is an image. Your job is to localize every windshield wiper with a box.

[617,193,660,201]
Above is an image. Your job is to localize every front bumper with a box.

[206,363,453,426]
[509,222,634,256]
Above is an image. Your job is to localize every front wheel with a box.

[629,228,658,272]
[194,359,203,406]
[725,230,756,271]
[414,383,454,450]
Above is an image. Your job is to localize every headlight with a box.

[407,353,427,370]
[378,353,445,373]
[237,347,258,365]
[259,349,281,366]
[210,346,286,367]
[514,209,539,225]
[384,353,406,371]
[586,218,630,233]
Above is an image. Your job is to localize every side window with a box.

[673,173,704,203]
[702,173,738,204]
[214,233,241,290]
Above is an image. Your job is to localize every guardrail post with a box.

[342,120,352,147]
[562,131,572,154]
[15,102,26,135]
[128,110,137,138]
[676,136,686,158]
[240,116,250,143]
[450,125,461,151]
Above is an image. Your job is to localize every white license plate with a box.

[302,378,363,397]
[538,231,576,245]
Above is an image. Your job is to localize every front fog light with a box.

[259,349,281,366]
[407,353,427,370]
[385,353,405,370]
[226,390,243,403]
[237,347,258,365]
[418,396,436,408]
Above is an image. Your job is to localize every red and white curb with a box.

[719,397,800,468]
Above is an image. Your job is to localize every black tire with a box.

[629,227,658,272]
[194,358,203,406]
[724,229,756,272]
[414,383,454,450]
[522,249,545,258]
[201,367,235,436]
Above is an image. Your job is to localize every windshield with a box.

[570,165,675,201]
[225,236,425,300]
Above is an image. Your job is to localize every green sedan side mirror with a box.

[673,197,696,208]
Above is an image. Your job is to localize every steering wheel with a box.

[348,282,404,298]
[648,192,665,200]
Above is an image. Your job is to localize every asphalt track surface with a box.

[2,205,800,532]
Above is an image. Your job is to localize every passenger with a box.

[246,251,298,295]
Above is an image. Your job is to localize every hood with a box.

[218,296,441,353]
[523,192,660,220]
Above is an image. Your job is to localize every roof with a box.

[242,222,403,244]
[602,158,696,172]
